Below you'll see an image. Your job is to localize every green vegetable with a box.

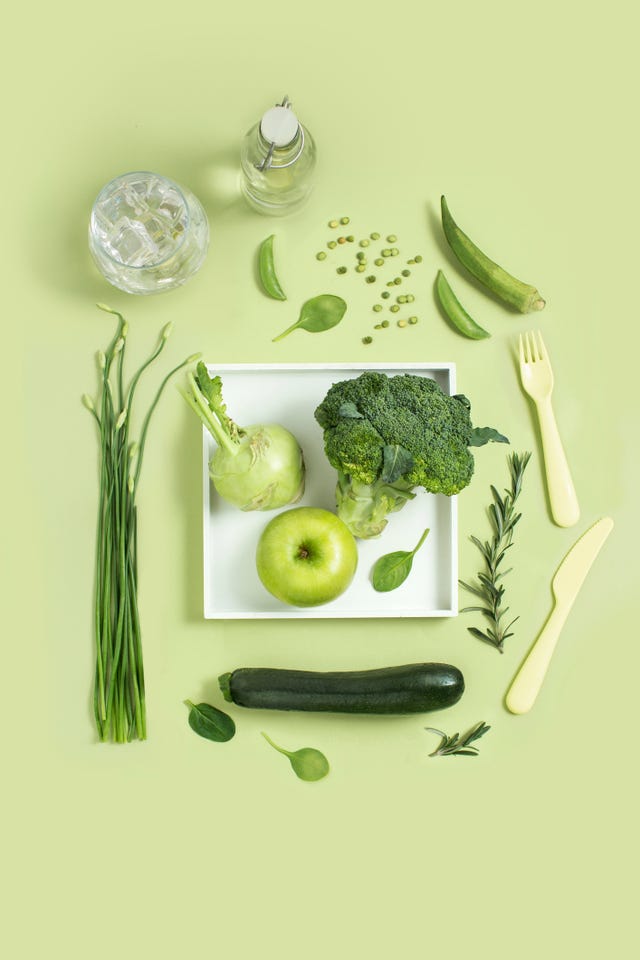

[316,251,327,261]
[83,305,199,743]
[425,721,491,757]
[261,733,330,782]
[258,234,287,301]
[180,362,305,511]
[372,527,430,591]
[184,700,235,742]
[219,663,465,715]
[435,269,491,340]
[272,294,347,342]
[460,451,532,652]
[314,370,508,538]
[362,336,373,344]
[440,196,545,313]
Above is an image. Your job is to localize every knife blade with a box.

[505,516,614,715]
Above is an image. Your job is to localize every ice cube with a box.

[106,216,159,267]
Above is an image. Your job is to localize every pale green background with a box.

[4,0,639,956]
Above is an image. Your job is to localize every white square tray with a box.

[202,363,458,619]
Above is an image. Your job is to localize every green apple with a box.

[256,507,358,607]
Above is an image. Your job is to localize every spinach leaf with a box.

[184,699,236,742]
[371,527,430,592]
[272,294,347,342]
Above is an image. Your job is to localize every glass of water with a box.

[88,171,209,295]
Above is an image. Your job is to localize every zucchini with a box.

[218,663,464,715]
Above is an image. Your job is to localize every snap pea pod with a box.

[258,234,287,301]
[435,270,490,340]
[440,196,545,314]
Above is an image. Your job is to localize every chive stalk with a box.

[85,305,199,743]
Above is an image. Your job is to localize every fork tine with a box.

[525,330,534,363]
[518,333,525,365]
[536,329,548,362]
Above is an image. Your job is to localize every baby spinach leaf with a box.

[469,426,510,447]
[262,732,330,782]
[184,699,236,742]
[371,527,430,592]
[272,294,347,342]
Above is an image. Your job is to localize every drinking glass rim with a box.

[89,171,192,270]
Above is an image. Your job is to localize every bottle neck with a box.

[257,125,304,170]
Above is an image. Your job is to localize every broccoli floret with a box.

[314,371,506,538]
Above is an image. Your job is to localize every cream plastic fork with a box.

[519,331,580,527]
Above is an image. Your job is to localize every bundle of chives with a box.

[83,305,199,742]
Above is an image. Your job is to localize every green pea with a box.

[370,232,380,240]
[414,255,423,262]
[394,277,402,285]
[381,319,390,328]
[406,294,415,303]
[373,304,383,312]
[374,258,384,266]
[356,251,366,261]
[338,236,347,244]
[340,216,350,224]
[390,304,400,313]
[362,336,373,344]
[347,235,355,242]
[407,259,416,265]
[359,239,370,248]
[329,219,339,228]
[316,251,327,261]
[327,240,337,249]
[391,248,399,256]
[397,295,407,303]
[397,319,407,328]
[337,266,347,274]
[356,264,366,273]
[402,269,410,277]
[408,316,419,325]
[387,234,397,243]
[366,275,376,283]
[381,291,390,299]
[374,323,382,329]
[382,249,392,257]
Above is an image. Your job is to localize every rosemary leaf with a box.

[426,721,491,757]
[460,452,531,653]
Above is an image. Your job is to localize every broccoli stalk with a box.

[335,473,416,539]
[314,371,507,539]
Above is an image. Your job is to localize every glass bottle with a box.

[240,96,317,215]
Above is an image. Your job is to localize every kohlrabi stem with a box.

[182,371,239,457]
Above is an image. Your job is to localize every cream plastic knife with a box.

[506,517,614,715]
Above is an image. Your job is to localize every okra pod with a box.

[440,196,545,313]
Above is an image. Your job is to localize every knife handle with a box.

[505,603,569,714]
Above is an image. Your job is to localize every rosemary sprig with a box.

[425,721,491,757]
[460,451,531,653]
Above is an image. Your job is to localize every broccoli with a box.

[314,371,507,538]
